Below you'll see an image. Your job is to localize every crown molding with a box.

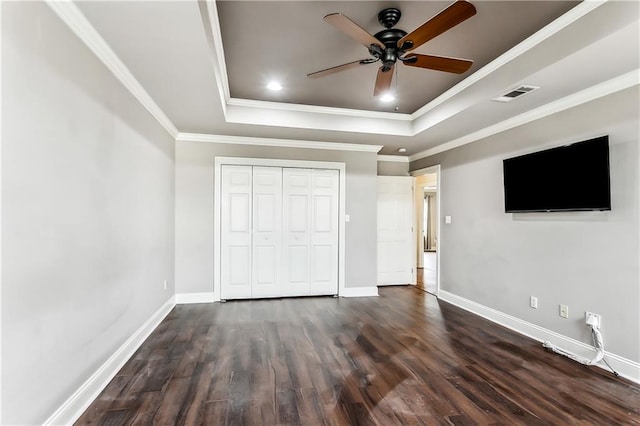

[200,0,608,136]
[198,0,229,115]
[47,0,620,153]
[377,155,409,163]
[409,0,607,122]
[176,132,383,153]
[46,0,179,139]
[409,69,640,162]
[228,98,412,121]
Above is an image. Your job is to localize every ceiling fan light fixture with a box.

[309,2,477,98]
[380,93,395,103]
[266,81,283,91]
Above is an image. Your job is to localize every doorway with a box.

[412,166,440,296]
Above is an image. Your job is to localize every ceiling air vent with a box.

[492,85,540,103]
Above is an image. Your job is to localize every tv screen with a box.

[503,136,611,213]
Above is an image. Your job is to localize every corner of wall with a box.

[42,296,176,425]
[439,290,640,383]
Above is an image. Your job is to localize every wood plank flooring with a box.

[76,287,640,425]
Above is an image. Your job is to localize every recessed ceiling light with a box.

[267,81,283,91]
[398,148,407,153]
[380,93,395,103]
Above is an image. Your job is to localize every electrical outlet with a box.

[530,296,538,309]
[559,304,569,318]
[585,311,601,327]
[163,279,167,291]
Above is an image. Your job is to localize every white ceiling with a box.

[72,0,639,157]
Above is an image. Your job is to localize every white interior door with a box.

[282,168,311,296]
[221,165,253,299]
[310,169,339,295]
[377,176,414,285]
[252,167,282,298]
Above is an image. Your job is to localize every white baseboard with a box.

[439,290,640,384]
[175,292,215,304]
[43,296,176,425]
[340,286,379,297]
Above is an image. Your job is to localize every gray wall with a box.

[175,142,378,294]
[1,3,175,424]
[410,87,639,362]
[377,159,409,176]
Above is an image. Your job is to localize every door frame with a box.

[214,157,346,302]
[410,165,441,297]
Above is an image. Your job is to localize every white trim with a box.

[340,287,379,298]
[439,290,640,384]
[430,165,442,298]
[46,0,621,150]
[338,166,347,299]
[0,2,3,421]
[177,132,383,153]
[198,0,606,134]
[175,292,215,304]
[410,1,606,120]
[410,166,440,176]
[377,155,409,163]
[409,70,640,162]
[198,0,229,115]
[228,98,412,121]
[45,1,179,138]
[214,160,222,302]
[214,157,347,302]
[43,297,176,425]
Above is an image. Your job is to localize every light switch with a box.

[345,214,351,222]
[445,215,452,224]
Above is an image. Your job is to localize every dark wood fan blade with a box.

[324,13,384,50]
[403,54,473,74]
[374,65,394,96]
[398,1,476,52]
[307,59,373,79]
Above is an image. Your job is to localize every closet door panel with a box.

[310,169,339,295]
[282,168,311,296]
[252,167,282,298]
[221,165,252,299]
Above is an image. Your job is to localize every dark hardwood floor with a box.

[76,287,640,425]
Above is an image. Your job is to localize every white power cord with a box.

[542,318,619,376]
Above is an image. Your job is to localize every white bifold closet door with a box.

[282,168,339,297]
[252,167,283,298]
[221,165,338,300]
[221,165,253,299]
[309,169,339,295]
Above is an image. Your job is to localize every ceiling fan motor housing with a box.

[373,27,408,70]
[372,8,410,70]
[378,8,401,28]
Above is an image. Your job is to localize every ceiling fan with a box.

[307,0,477,97]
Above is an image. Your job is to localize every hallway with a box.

[417,251,437,294]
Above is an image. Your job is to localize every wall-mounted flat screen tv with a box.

[503,136,611,213]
